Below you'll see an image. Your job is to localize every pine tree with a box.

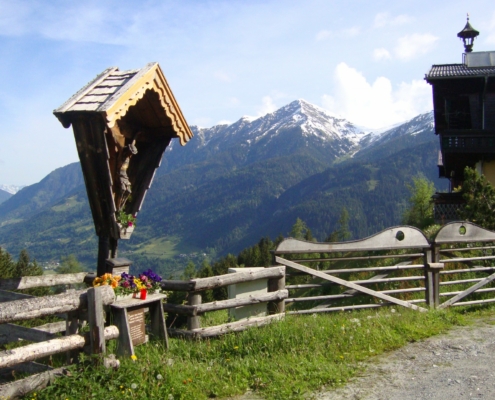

[182,260,197,280]
[13,249,43,278]
[58,254,83,274]
[403,175,435,229]
[460,167,495,230]
[336,207,351,241]
[197,259,214,303]
[0,247,15,278]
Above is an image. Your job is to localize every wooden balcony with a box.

[432,192,465,224]
[440,129,495,154]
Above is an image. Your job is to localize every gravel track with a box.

[314,317,495,400]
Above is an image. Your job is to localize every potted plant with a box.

[116,210,136,239]
[93,269,163,301]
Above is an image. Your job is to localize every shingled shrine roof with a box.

[54,62,193,145]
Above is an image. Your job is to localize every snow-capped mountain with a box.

[160,99,434,174]
[161,99,373,173]
[191,99,366,149]
[0,185,24,194]
[364,111,434,146]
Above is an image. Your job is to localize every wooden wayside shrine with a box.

[54,63,193,275]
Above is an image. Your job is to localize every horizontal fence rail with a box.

[165,266,286,339]
[266,222,495,314]
[0,278,119,399]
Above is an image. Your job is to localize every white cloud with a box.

[229,97,240,106]
[315,26,359,41]
[343,26,360,37]
[321,62,432,129]
[373,12,413,28]
[216,119,231,125]
[257,96,278,116]
[373,48,391,61]
[214,71,234,83]
[394,33,438,60]
[315,30,332,41]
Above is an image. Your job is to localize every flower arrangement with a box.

[92,269,162,296]
[93,273,121,288]
[116,210,136,227]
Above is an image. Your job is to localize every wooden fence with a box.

[0,273,117,399]
[270,222,495,314]
[2,221,495,396]
[162,266,286,339]
[433,222,495,309]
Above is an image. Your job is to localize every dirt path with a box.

[314,317,495,400]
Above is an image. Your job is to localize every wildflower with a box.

[131,383,138,389]
[168,395,174,400]
[156,374,163,380]
[234,346,239,350]
[131,355,137,361]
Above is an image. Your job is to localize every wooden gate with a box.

[433,222,495,309]
[273,226,434,314]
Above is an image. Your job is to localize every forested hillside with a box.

[0,189,11,205]
[0,101,445,276]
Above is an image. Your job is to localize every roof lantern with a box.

[457,14,479,53]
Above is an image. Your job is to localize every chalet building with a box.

[425,17,495,222]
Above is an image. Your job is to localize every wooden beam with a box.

[438,271,495,309]
[312,274,388,310]
[192,267,285,291]
[0,367,67,399]
[0,286,115,324]
[163,290,289,316]
[0,273,88,291]
[169,314,284,339]
[161,267,285,292]
[275,257,427,312]
[87,287,106,356]
[0,324,58,345]
[0,326,118,369]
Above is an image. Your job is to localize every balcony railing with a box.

[441,130,495,154]
[432,192,465,224]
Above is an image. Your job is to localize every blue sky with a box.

[1,0,495,185]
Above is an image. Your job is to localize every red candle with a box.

[140,288,147,300]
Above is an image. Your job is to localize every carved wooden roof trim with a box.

[54,63,193,145]
[101,63,193,146]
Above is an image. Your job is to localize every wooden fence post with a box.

[267,266,285,315]
[87,287,106,358]
[424,249,434,307]
[429,263,444,308]
[66,310,79,364]
[187,292,202,331]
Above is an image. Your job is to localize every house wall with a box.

[477,160,495,186]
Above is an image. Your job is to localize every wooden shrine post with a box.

[54,63,193,275]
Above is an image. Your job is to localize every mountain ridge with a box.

[0,100,440,274]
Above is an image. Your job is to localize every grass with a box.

[23,305,485,400]
[125,236,200,262]
[51,196,85,212]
